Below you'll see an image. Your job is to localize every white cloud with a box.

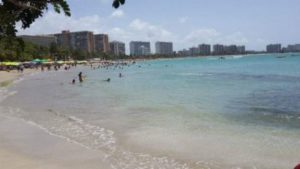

[111,10,124,18]
[178,17,188,24]
[222,32,249,44]
[180,29,249,49]
[128,19,174,40]
[16,11,251,52]
[16,13,176,54]
[184,28,220,44]
[109,19,176,53]
[17,11,106,35]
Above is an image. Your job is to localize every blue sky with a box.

[18,0,300,53]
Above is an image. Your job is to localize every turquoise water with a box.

[1,53,300,169]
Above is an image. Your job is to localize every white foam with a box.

[0,89,18,103]
[232,55,245,59]
[2,107,196,169]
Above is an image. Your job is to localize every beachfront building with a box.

[155,41,173,55]
[237,46,246,54]
[55,30,71,49]
[55,30,95,53]
[286,44,300,53]
[177,49,191,56]
[130,41,151,56]
[189,47,200,56]
[70,31,95,53]
[94,34,110,53]
[266,44,282,53]
[213,44,225,55]
[110,41,126,56]
[224,45,238,55]
[198,44,211,56]
[18,35,57,47]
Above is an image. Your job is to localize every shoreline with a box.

[0,69,110,169]
[0,56,299,169]
[0,69,38,88]
[0,115,110,169]
[0,71,20,87]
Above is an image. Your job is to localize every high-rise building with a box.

[130,41,151,56]
[213,44,225,55]
[110,41,126,56]
[178,49,191,56]
[189,47,200,56]
[94,34,110,53]
[286,44,300,52]
[55,30,95,53]
[155,41,173,55]
[19,35,57,47]
[237,46,246,54]
[198,44,211,55]
[266,44,282,53]
[224,45,238,54]
[55,30,71,49]
[70,31,95,53]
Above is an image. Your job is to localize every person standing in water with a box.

[119,73,123,78]
[78,72,83,83]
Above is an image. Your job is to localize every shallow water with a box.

[1,53,300,169]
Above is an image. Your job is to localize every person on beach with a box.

[78,72,83,83]
[295,164,300,169]
[20,65,24,73]
[72,79,76,84]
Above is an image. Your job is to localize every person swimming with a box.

[72,79,76,84]
[105,78,111,82]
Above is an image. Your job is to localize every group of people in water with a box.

[38,63,77,72]
[71,61,135,85]
[72,72,84,84]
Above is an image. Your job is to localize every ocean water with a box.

[1,53,300,169]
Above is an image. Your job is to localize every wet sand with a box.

[0,69,111,169]
[0,115,110,169]
[0,69,37,87]
[0,71,20,87]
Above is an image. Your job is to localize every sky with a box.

[17,0,300,53]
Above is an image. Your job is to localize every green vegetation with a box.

[0,0,126,61]
[0,39,131,61]
[0,0,125,37]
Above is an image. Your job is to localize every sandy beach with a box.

[0,71,20,87]
[0,55,299,169]
[0,69,109,169]
[0,115,110,169]
[0,69,38,87]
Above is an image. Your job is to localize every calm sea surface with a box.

[1,53,300,169]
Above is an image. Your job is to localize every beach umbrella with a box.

[77,61,88,64]
[32,59,42,64]
[56,61,64,64]
[43,61,54,65]
[2,62,20,66]
[41,59,49,63]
